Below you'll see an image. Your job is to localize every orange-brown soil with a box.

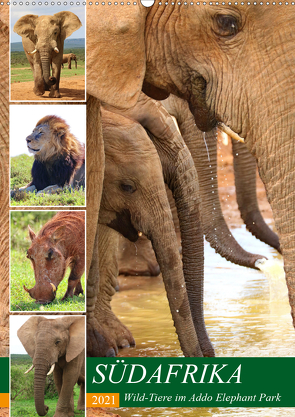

[87,408,121,417]
[10,75,85,101]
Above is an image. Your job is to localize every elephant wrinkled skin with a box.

[14,12,81,98]
[87,106,214,358]
[87,4,295,331]
[18,316,85,417]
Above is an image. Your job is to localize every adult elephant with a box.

[88,106,214,358]
[14,12,81,98]
[161,95,281,257]
[87,4,295,327]
[18,316,85,416]
[107,92,273,271]
[61,53,77,69]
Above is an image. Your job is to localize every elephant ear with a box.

[13,15,38,44]
[54,11,82,40]
[87,6,147,109]
[17,316,47,359]
[66,317,85,362]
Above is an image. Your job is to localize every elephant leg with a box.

[49,60,61,98]
[32,59,45,96]
[53,365,63,397]
[77,378,85,411]
[68,58,71,69]
[87,224,135,357]
[54,358,80,417]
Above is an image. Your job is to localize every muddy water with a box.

[113,225,294,358]
[111,225,295,416]
[113,224,295,417]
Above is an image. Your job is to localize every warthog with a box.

[24,211,85,304]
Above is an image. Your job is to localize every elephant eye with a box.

[55,340,61,345]
[120,182,137,194]
[214,14,240,38]
[46,248,54,260]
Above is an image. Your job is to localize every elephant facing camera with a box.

[17,316,85,417]
[13,11,82,99]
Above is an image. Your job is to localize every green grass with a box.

[10,211,85,312]
[11,360,83,416]
[10,154,85,207]
[11,187,85,207]
[11,48,85,67]
[12,398,84,417]
[11,65,85,84]
[10,154,32,189]
[11,48,85,83]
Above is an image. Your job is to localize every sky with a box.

[10,315,70,354]
[10,104,86,157]
[10,3,86,43]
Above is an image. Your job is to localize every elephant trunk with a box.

[39,48,56,86]
[33,360,50,416]
[147,129,214,357]
[162,96,266,269]
[145,204,203,357]
[232,139,281,252]
[115,93,214,356]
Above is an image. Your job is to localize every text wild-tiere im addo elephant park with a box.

[1,2,295,417]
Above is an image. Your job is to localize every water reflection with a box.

[115,406,295,417]
[107,226,295,417]
[113,225,295,358]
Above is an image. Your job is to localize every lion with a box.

[11,115,85,196]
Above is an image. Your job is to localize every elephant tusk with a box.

[25,364,34,374]
[50,283,57,293]
[28,49,37,55]
[218,122,245,143]
[54,47,59,53]
[47,363,55,376]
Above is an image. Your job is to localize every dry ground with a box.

[10,75,85,101]
[87,409,121,417]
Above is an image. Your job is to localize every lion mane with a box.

[30,115,85,191]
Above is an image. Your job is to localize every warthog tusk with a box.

[25,364,34,374]
[47,363,55,376]
[138,231,143,237]
[23,285,30,293]
[54,47,59,53]
[28,49,37,55]
[50,283,56,292]
[218,122,245,143]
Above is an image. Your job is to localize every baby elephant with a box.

[24,211,85,304]
[18,316,85,417]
